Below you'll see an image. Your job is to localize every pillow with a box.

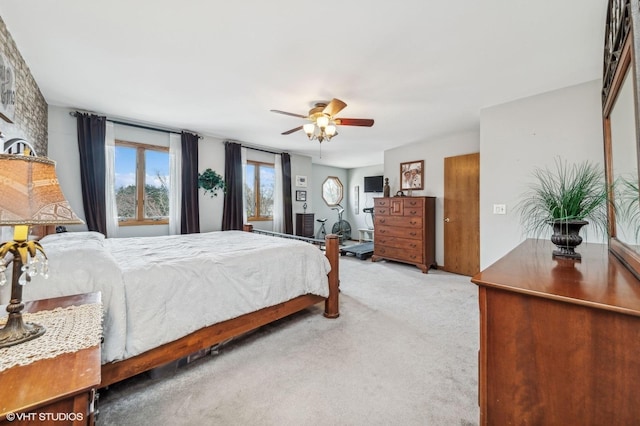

[40,231,106,244]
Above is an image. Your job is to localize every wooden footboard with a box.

[100,228,340,388]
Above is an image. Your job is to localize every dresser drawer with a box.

[374,245,423,263]
[375,207,389,216]
[374,198,391,208]
[375,216,423,229]
[403,198,423,208]
[403,205,423,217]
[376,236,424,253]
[375,226,423,239]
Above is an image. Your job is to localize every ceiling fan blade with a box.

[282,125,303,135]
[270,109,308,119]
[334,118,375,127]
[323,98,347,117]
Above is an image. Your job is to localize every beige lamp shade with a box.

[0,154,83,225]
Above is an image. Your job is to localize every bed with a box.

[20,228,339,387]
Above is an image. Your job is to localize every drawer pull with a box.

[410,232,417,236]
[380,219,386,223]
[409,210,417,215]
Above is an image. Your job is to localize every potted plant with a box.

[198,168,226,197]
[517,158,609,259]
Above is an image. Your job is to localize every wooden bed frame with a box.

[99,227,340,388]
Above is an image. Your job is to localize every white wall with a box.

[291,154,313,234]
[346,165,384,231]
[198,136,225,232]
[479,79,604,269]
[311,165,349,238]
[48,106,86,232]
[383,130,480,268]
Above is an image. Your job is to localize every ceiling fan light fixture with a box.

[303,123,316,138]
[271,98,373,150]
[316,115,329,129]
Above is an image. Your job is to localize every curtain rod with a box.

[226,140,286,156]
[69,111,202,139]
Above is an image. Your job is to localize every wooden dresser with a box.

[0,293,101,426]
[471,240,640,425]
[372,196,436,273]
[295,213,315,238]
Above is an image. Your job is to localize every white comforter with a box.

[21,231,330,363]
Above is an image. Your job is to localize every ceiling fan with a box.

[270,98,374,143]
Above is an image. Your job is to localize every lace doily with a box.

[0,303,103,371]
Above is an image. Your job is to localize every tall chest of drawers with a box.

[372,196,436,273]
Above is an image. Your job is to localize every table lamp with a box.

[0,153,83,348]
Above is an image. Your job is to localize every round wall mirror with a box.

[322,176,343,206]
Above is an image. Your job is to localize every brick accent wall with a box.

[0,16,48,155]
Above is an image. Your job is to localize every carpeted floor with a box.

[98,256,480,426]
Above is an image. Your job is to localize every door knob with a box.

[444,217,450,222]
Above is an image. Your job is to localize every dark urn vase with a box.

[549,219,588,259]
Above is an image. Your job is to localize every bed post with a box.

[242,224,253,232]
[324,234,340,318]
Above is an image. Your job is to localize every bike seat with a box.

[317,218,327,223]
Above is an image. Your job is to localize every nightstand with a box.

[0,293,101,426]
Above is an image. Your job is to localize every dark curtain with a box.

[281,153,293,234]
[76,112,107,235]
[181,132,200,234]
[222,142,244,230]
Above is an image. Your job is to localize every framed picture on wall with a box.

[295,175,307,187]
[296,190,307,202]
[400,160,424,190]
[0,52,16,123]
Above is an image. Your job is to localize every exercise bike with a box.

[331,204,352,244]
[316,217,328,240]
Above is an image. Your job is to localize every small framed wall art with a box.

[0,51,16,123]
[295,190,307,202]
[400,160,424,190]
[295,175,307,187]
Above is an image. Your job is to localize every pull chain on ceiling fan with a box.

[270,98,374,145]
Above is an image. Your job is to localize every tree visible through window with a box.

[245,160,275,220]
[115,141,170,225]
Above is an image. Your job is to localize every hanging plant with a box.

[198,168,226,197]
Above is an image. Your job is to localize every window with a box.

[245,160,275,220]
[115,140,170,225]
[322,176,343,206]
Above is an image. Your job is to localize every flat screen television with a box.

[364,175,384,193]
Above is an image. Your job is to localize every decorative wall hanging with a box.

[0,51,16,124]
[400,160,424,190]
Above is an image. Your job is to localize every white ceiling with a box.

[0,0,607,168]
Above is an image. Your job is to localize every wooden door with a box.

[444,153,480,276]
